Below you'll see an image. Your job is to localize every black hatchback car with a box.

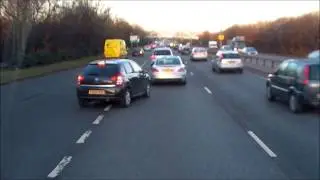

[76,59,151,107]
[266,58,320,113]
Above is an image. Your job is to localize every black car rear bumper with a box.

[76,85,124,101]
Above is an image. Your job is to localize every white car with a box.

[190,47,208,61]
[150,47,173,62]
[151,56,187,85]
[211,50,243,73]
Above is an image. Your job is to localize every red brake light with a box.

[303,66,310,85]
[151,68,159,72]
[150,55,156,60]
[97,61,105,68]
[111,73,124,86]
[178,68,185,72]
[77,75,84,85]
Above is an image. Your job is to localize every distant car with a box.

[132,48,144,57]
[266,58,320,113]
[220,45,233,51]
[143,45,152,51]
[181,47,191,55]
[212,50,243,73]
[307,50,319,59]
[151,56,187,85]
[150,47,173,62]
[243,47,258,56]
[190,47,208,61]
[76,59,151,108]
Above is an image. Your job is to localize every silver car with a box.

[212,50,243,73]
[151,56,187,85]
[190,47,208,61]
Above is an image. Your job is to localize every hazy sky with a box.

[101,1,319,35]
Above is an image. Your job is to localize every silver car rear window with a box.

[156,57,181,65]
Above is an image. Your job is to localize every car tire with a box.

[266,85,275,101]
[120,89,131,108]
[143,82,151,98]
[78,98,89,108]
[289,93,302,113]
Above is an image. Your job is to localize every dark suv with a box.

[76,59,151,108]
[266,58,320,113]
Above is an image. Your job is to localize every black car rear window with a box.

[83,64,119,77]
[309,65,320,80]
[154,50,171,55]
[223,53,240,58]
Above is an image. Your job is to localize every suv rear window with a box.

[154,50,171,55]
[83,64,119,77]
[309,65,320,80]
[223,53,240,59]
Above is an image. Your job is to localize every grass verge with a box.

[0,56,101,85]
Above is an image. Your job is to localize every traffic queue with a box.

[75,37,319,114]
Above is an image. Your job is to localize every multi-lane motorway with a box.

[1,51,319,180]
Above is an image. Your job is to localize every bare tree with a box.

[1,0,47,66]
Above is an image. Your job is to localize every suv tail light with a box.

[303,65,310,85]
[77,75,84,85]
[151,68,159,72]
[150,55,156,60]
[111,72,124,86]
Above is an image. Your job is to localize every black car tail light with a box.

[111,72,124,86]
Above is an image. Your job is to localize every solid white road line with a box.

[204,86,212,94]
[104,105,112,112]
[76,130,92,144]
[248,131,277,158]
[92,114,104,125]
[47,156,72,178]
[190,72,194,76]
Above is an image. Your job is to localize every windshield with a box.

[83,64,119,77]
[194,48,206,53]
[223,53,241,58]
[247,47,257,51]
[154,50,171,55]
[156,57,181,65]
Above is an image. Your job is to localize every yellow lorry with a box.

[104,39,128,59]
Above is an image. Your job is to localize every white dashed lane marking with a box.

[47,156,72,178]
[104,105,112,112]
[76,130,92,144]
[204,86,212,94]
[248,131,277,158]
[92,114,104,125]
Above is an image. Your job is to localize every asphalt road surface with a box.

[1,51,319,180]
